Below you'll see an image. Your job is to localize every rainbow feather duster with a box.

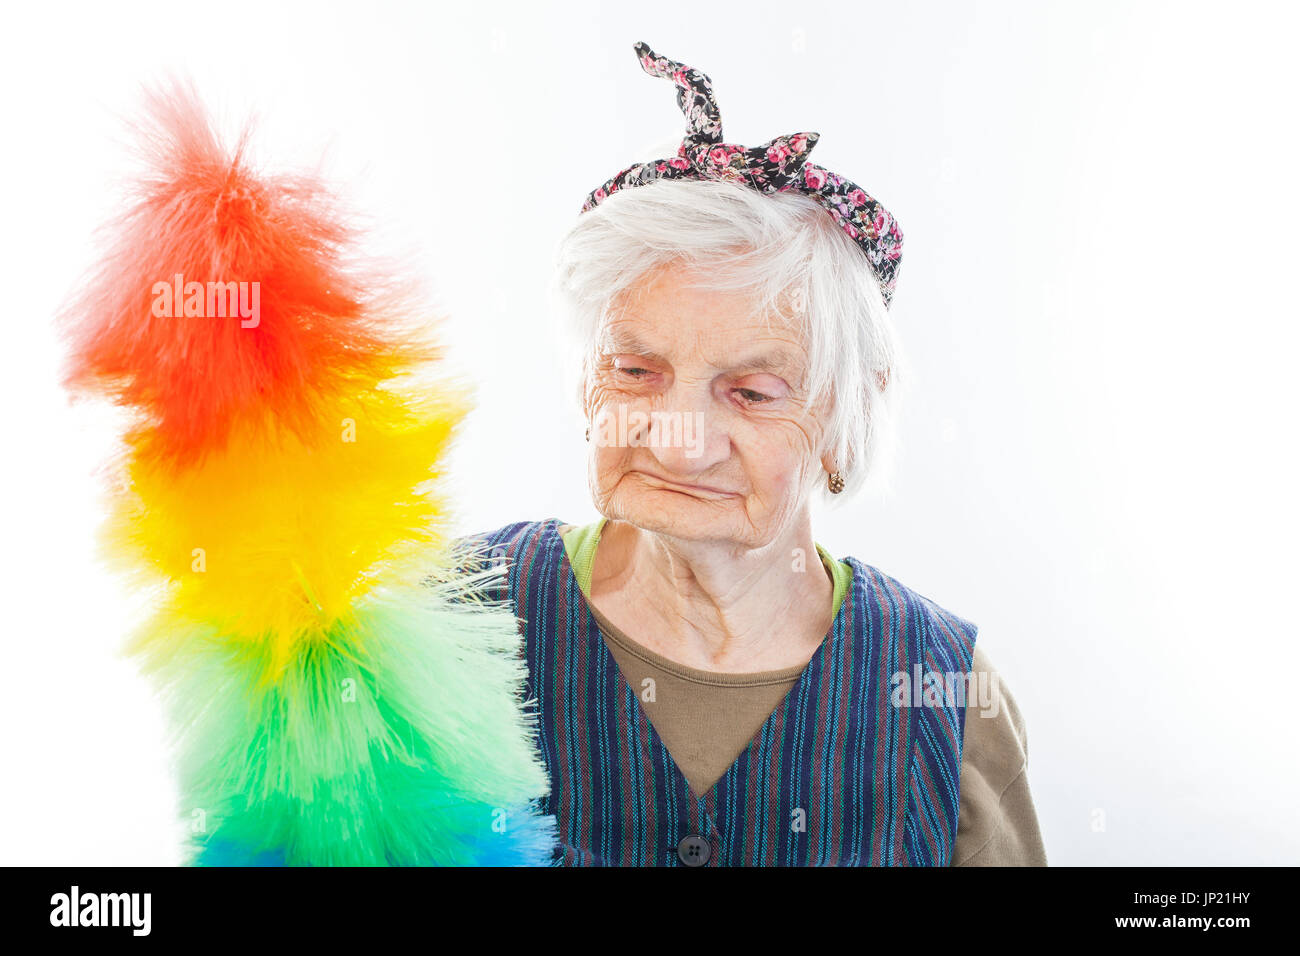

[60,81,556,865]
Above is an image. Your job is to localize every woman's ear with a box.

[578,363,592,421]
[820,436,853,480]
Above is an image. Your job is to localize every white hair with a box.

[548,176,907,502]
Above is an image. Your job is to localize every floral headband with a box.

[580,41,905,308]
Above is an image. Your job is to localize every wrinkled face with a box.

[585,259,828,550]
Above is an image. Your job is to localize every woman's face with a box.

[586,259,829,550]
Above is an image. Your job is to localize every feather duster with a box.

[59,80,556,866]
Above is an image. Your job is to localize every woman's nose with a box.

[642,387,730,476]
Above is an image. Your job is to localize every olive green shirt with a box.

[560,518,1048,866]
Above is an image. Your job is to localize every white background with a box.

[2,0,1296,865]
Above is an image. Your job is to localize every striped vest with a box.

[464,518,978,866]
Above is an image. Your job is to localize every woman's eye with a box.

[735,387,773,404]
[619,367,651,378]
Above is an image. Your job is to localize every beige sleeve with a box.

[950,645,1048,866]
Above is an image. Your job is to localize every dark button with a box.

[677,835,711,867]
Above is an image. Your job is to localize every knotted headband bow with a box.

[581,41,905,308]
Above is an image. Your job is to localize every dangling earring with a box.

[827,470,845,494]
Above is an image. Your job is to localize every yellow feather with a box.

[102,380,470,675]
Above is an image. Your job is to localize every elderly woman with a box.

[461,43,1046,867]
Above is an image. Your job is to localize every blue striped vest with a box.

[463,518,978,866]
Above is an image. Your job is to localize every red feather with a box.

[60,79,429,465]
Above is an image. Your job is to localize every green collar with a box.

[560,517,852,618]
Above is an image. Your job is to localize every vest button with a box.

[677,835,711,867]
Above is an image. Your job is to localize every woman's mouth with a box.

[630,470,741,499]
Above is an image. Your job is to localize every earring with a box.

[827,471,845,494]
[585,425,590,442]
